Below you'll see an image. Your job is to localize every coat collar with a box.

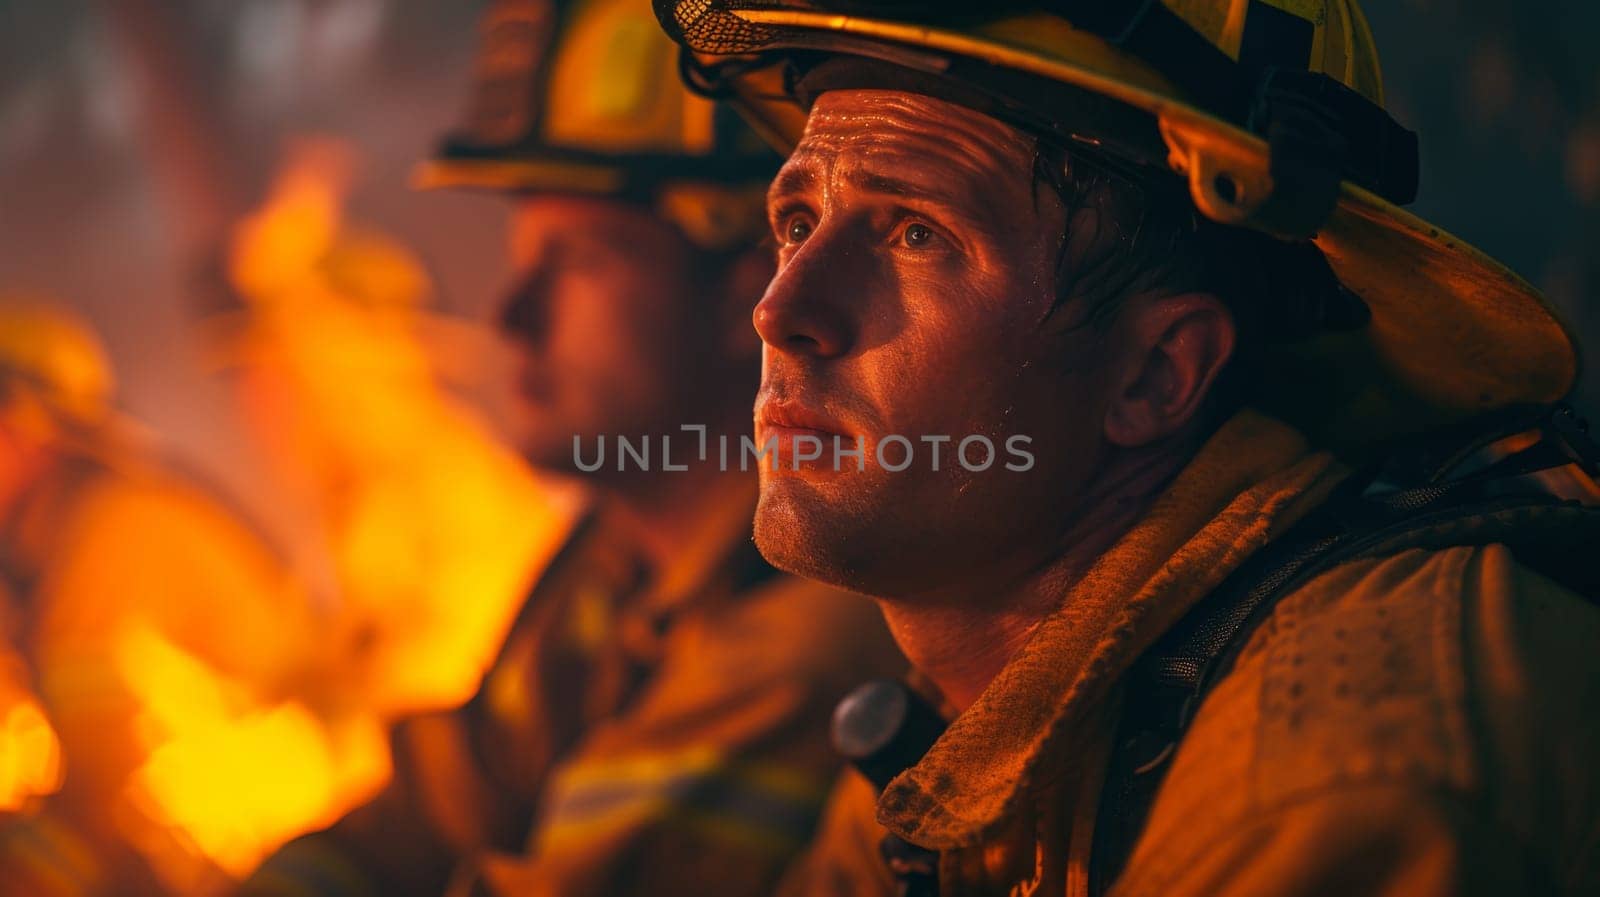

[878,411,1346,848]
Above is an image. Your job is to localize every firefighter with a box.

[239,1,901,895]
[210,137,581,718]
[654,1,1600,895]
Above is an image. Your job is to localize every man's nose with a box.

[752,234,855,359]
[496,263,553,345]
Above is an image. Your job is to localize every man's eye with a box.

[902,222,937,248]
[784,215,814,244]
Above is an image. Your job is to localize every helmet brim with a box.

[662,6,1580,455]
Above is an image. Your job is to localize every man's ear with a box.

[1103,292,1236,448]
[716,245,775,361]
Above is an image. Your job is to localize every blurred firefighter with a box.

[238,1,901,896]
[0,297,390,897]
[208,138,580,719]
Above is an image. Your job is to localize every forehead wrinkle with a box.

[788,91,1037,225]
[802,91,1034,181]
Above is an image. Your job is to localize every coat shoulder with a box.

[1130,543,1600,892]
[1241,544,1489,798]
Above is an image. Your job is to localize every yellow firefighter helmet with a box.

[415,0,780,250]
[652,0,1579,452]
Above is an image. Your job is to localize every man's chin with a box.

[752,477,883,596]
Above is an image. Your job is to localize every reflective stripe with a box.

[242,836,380,897]
[537,750,829,856]
[0,816,100,897]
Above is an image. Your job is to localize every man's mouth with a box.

[755,400,854,468]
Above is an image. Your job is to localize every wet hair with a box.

[1030,140,1362,422]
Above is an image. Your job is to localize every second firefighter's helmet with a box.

[416,0,780,250]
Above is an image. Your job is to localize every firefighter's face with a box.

[751,90,1119,598]
[500,195,727,472]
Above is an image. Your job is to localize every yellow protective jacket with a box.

[244,496,903,897]
[778,411,1600,897]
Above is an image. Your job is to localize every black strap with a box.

[1238,2,1315,73]
[1059,0,1252,125]
[1059,0,1419,211]
[1090,404,1600,895]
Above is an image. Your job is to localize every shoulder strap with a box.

[1089,404,1600,895]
